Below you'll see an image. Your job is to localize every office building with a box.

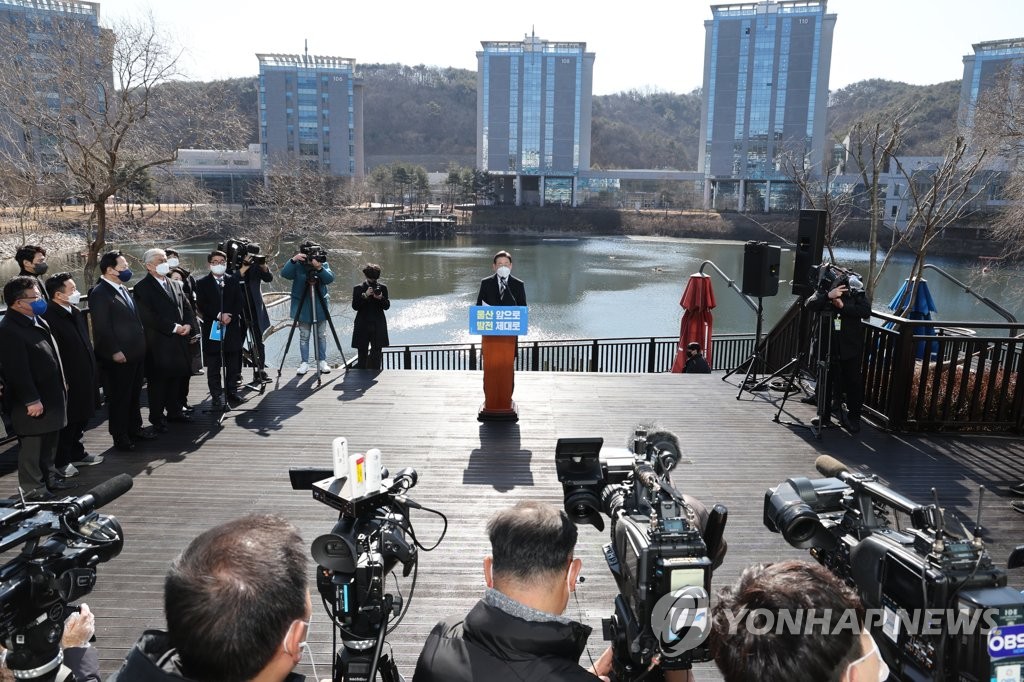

[257,52,365,180]
[959,37,1024,138]
[477,33,594,206]
[699,0,836,211]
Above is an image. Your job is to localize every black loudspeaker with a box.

[742,241,781,297]
[792,209,827,296]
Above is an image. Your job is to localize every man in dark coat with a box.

[684,341,712,373]
[351,263,390,369]
[88,251,151,451]
[805,270,872,433]
[195,250,245,407]
[132,248,196,431]
[0,276,68,500]
[413,501,611,682]
[236,253,274,380]
[43,273,102,475]
[476,250,527,307]
[108,515,311,682]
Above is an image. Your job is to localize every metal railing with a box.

[377,334,757,373]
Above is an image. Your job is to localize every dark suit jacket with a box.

[132,274,196,377]
[87,278,147,364]
[351,282,391,348]
[237,264,273,333]
[805,289,872,361]
[476,274,527,307]
[0,311,67,435]
[194,272,245,354]
[43,302,98,423]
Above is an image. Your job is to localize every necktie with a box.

[162,279,173,298]
[120,286,134,310]
[499,277,507,298]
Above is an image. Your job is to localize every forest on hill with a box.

[196,64,962,172]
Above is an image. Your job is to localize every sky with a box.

[92,0,1024,96]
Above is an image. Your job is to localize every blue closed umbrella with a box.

[887,278,938,359]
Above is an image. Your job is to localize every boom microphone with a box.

[815,455,849,478]
[69,474,133,517]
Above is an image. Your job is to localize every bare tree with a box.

[0,13,245,279]
[778,150,858,265]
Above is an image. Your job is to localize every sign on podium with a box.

[469,306,528,422]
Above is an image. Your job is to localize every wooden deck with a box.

[1,369,1022,680]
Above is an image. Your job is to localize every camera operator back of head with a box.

[711,560,888,682]
[109,515,311,682]
[414,501,619,682]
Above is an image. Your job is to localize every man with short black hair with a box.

[15,244,49,300]
[711,560,887,682]
[684,342,712,374]
[0,276,67,499]
[413,501,610,681]
[195,250,245,407]
[109,514,311,682]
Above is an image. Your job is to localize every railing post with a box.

[590,339,599,372]
[531,341,540,371]
[403,346,412,370]
[648,337,657,373]
[470,344,477,371]
[887,321,916,432]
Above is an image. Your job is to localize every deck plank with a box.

[1,369,1021,680]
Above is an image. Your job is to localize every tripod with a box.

[724,296,769,399]
[236,271,270,391]
[278,269,348,387]
[773,310,834,440]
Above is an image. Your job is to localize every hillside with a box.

[186,67,961,171]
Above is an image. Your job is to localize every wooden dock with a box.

[1,369,1022,680]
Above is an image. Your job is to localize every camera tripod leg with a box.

[278,282,312,380]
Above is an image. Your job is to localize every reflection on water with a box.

[9,234,1019,367]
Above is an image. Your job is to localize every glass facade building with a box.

[477,34,594,206]
[959,38,1024,136]
[698,1,836,211]
[257,53,364,179]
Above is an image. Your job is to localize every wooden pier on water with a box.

[390,211,457,238]
[1,369,1022,680]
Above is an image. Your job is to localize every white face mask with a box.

[155,262,170,276]
[67,290,82,306]
[166,257,180,268]
[210,264,227,276]
[496,265,511,279]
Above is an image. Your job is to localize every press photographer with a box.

[804,263,871,433]
[351,264,390,370]
[0,473,131,681]
[220,239,273,382]
[763,455,1024,681]
[553,428,728,681]
[281,242,335,376]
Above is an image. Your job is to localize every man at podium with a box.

[476,251,527,307]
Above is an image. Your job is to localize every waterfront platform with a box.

[1,369,1021,679]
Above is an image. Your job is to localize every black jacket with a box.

[0,311,67,436]
[805,288,872,361]
[132,275,197,377]
[476,274,527,307]
[351,282,390,348]
[238,264,273,333]
[412,600,596,682]
[87,279,147,364]
[194,272,245,354]
[107,630,306,682]
[685,354,712,374]
[42,302,98,423]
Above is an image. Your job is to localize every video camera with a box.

[0,475,132,680]
[289,439,446,682]
[556,427,728,679]
[764,456,1024,681]
[218,237,265,269]
[815,262,862,296]
[300,240,329,264]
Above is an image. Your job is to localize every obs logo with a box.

[651,586,711,656]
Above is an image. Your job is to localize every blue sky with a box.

[95,0,1024,95]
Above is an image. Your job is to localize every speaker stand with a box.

[727,296,770,398]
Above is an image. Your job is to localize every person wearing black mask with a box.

[15,244,49,301]
[684,342,712,373]
[0,276,67,500]
[351,263,390,370]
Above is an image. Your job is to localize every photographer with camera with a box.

[413,500,617,682]
[804,268,872,433]
[109,514,312,682]
[281,245,335,375]
[711,560,887,682]
[235,251,274,382]
[351,263,390,370]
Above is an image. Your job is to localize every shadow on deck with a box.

[1,369,1021,679]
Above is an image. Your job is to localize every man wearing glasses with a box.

[0,276,68,500]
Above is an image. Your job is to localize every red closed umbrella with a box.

[671,273,716,373]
